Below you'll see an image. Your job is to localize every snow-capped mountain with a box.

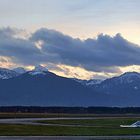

[1,66,140,106]
[114,72,140,84]
[29,65,48,76]
[93,72,140,95]
[0,67,104,106]
[0,68,19,79]
[34,65,48,72]
[85,79,103,86]
[0,66,49,79]
[13,67,26,74]
[73,78,103,87]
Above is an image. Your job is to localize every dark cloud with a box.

[31,28,140,72]
[0,28,44,65]
[1,27,140,73]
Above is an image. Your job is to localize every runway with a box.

[0,117,98,127]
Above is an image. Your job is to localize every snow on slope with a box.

[13,67,26,74]
[116,72,140,84]
[29,65,48,75]
[0,68,19,79]
[73,78,103,86]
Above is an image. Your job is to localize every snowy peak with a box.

[120,72,140,78]
[117,72,140,84]
[73,78,103,86]
[85,79,103,86]
[29,65,48,76]
[99,72,140,87]
[0,66,49,78]
[0,68,19,79]
[34,65,48,72]
[13,67,26,74]
[93,72,140,95]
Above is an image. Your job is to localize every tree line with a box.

[0,106,140,114]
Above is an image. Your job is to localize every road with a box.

[0,117,98,127]
[1,136,140,140]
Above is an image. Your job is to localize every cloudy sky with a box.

[0,0,140,79]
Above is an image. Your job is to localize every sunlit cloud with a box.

[1,27,140,79]
[0,56,15,68]
[46,64,120,80]
[119,65,140,73]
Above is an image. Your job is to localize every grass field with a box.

[37,118,139,126]
[0,121,140,136]
[0,115,139,136]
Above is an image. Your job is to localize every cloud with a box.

[0,56,15,68]
[0,27,43,65]
[30,28,140,72]
[1,27,140,73]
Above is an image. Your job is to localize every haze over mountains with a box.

[0,65,140,106]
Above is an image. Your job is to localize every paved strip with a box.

[0,118,98,127]
[1,136,140,140]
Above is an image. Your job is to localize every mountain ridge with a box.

[1,67,140,106]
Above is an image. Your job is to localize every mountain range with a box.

[0,65,140,106]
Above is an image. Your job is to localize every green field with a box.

[0,116,140,136]
[38,118,139,126]
[0,122,139,136]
